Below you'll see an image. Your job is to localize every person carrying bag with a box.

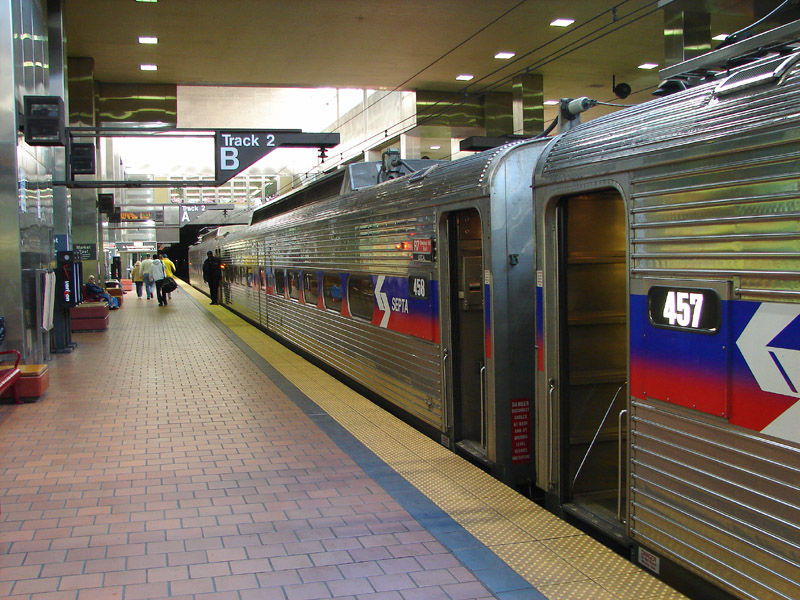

[150,254,170,307]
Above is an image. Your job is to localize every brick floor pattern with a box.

[0,292,496,600]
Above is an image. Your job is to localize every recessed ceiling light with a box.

[544,100,560,105]
[712,33,728,41]
[429,145,441,150]
[456,74,474,81]
[140,64,158,71]
[638,62,659,70]
[138,36,158,44]
[550,18,574,27]
[494,51,515,60]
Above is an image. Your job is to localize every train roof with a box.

[537,20,800,183]
[249,157,446,226]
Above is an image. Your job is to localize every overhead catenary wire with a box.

[325,0,663,169]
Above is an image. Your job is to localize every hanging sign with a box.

[214,130,340,184]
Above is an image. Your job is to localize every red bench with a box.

[0,350,22,405]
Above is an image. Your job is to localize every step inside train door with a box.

[552,191,628,529]
[441,208,488,461]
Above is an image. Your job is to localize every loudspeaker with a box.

[23,96,65,146]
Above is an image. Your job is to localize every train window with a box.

[287,270,300,300]
[303,272,319,306]
[274,269,285,295]
[348,275,374,321]
[322,273,342,312]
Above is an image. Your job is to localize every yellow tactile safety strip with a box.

[181,281,689,600]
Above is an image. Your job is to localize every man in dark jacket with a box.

[85,275,119,309]
[202,251,222,304]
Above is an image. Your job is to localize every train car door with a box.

[552,191,628,529]
[441,208,488,460]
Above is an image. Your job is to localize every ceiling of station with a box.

[64,0,760,110]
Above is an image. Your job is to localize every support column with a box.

[483,93,512,137]
[48,0,70,253]
[663,7,711,67]
[67,57,102,281]
[0,1,23,354]
[511,73,543,136]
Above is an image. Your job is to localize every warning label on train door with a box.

[511,398,531,463]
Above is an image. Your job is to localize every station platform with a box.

[0,281,688,600]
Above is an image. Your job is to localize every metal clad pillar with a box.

[0,1,23,354]
[48,0,70,254]
[2,0,57,360]
[511,73,543,136]
[663,8,711,67]
[483,93,512,137]
[67,57,102,281]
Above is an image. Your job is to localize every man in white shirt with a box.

[139,255,154,300]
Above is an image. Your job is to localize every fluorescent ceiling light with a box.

[456,74,474,81]
[638,62,659,70]
[140,64,158,71]
[712,33,728,41]
[136,0,158,3]
[550,18,574,27]
[429,145,441,150]
[138,36,158,44]
[544,100,560,105]
[494,51,515,60]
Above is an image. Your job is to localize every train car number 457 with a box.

[648,286,721,333]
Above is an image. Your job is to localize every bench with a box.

[70,302,109,331]
[0,350,22,405]
[107,287,124,306]
[0,364,48,401]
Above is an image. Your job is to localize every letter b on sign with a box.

[221,147,239,170]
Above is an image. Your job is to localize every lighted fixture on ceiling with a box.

[544,100,560,105]
[140,64,158,71]
[712,33,729,41]
[494,51,515,60]
[136,0,158,3]
[138,36,158,44]
[550,18,574,27]
[638,63,659,70]
[429,145,441,150]
[456,74,474,81]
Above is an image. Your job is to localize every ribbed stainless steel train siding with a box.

[189,142,542,476]
[191,150,504,431]
[537,56,800,600]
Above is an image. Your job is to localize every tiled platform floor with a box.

[0,282,688,600]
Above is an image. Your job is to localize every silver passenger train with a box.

[191,25,800,600]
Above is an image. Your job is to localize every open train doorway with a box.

[442,208,487,461]
[556,191,628,529]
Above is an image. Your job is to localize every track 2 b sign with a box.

[214,130,340,184]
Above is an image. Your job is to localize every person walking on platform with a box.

[160,252,177,300]
[131,260,144,299]
[140,254,154,300]
[151,253,169,307]
[202,251,222,305]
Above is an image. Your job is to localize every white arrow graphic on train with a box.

[375,275,391,328]
[736,303,800,399]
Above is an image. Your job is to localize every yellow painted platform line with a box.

[180,280,687,600]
